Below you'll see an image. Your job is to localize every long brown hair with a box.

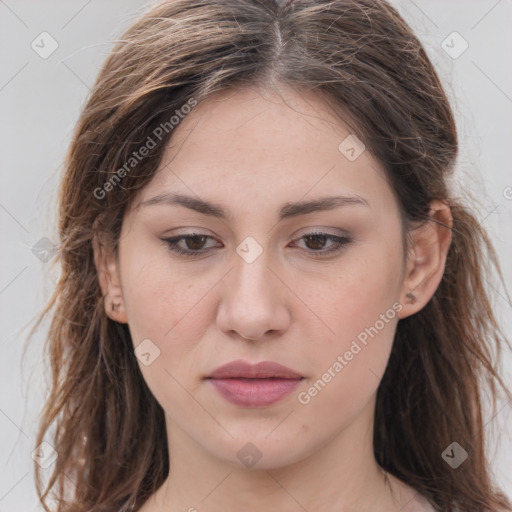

[32,0,512,510]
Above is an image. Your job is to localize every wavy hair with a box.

[32,0,511,511]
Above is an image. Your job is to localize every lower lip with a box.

[208,378,302,407]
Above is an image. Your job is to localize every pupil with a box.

[305,234,326,250]
[187,235,206,250]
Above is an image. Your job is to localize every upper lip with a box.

[207,360,303,379]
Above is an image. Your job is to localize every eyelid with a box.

[292,226,351,238]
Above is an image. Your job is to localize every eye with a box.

[162,231,352,258]
[292,232,352,257]
[162,233,221,256]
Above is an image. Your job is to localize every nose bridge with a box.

[230,232,273,297]
[233,246,271,301]
[216,239,290,339]
[231,242,277,312]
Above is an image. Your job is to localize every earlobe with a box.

[92,233,128,324]
[405,292,417,305]
[107,297,128,323]
[397,201,452,319]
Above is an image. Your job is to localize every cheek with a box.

[295,298,399,437]
[120,252,220,414]
[294,240,403,409]
[120,248,219,360]
[305,239,402,341]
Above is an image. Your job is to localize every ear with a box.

[92,232,128,324]
[397,200,452,319]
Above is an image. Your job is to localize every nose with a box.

[216,249,291,342]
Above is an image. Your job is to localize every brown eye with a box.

[303,234,329,251]
[184,235,208,250]
[163,234,220,256]
[293,232,352,257]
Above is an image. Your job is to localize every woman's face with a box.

[112,85,410,469]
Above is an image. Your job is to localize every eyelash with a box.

[162,232,352,258]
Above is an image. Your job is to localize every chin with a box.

[201,433,316,471]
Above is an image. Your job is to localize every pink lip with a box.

[206,360,304,407]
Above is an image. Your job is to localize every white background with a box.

[0,1,511,510]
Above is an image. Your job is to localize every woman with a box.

[34,0,512,511]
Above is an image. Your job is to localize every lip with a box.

[208,360,303,379]
[206,360,304,407]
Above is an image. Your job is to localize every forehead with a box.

[163,85,352,165]
[133,85,395,218]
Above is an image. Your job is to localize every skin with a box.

[95,84,452,511]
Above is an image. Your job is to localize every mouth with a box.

[205,360,304,407]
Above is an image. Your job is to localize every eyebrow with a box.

[140,192,369,221]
